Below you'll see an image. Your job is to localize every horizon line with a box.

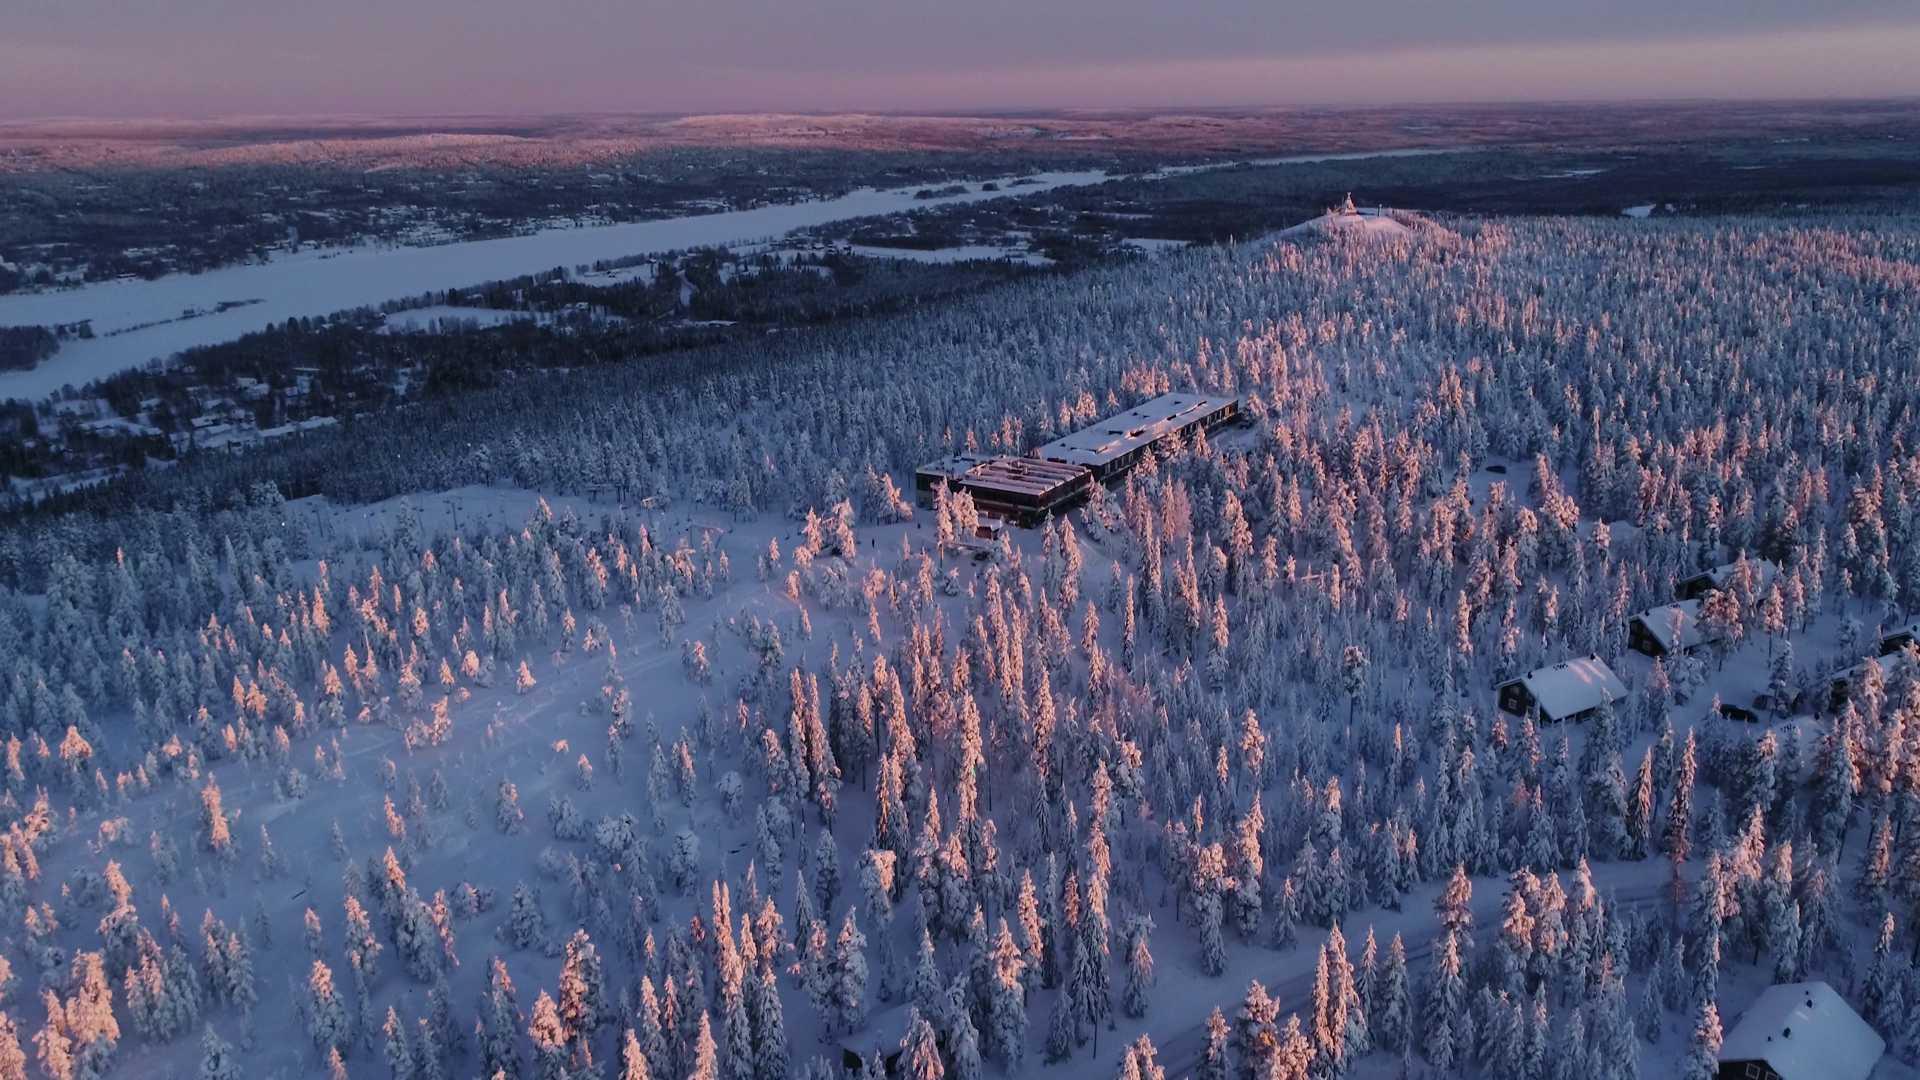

[6,93,1919,128]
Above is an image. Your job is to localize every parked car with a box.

[1716,702,1760,723]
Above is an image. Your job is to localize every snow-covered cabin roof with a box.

[841,1003,918,1060]
[1835,648,1919,689]
[1501,655,1627,720]
[1878,620,1920,657]
[1719,981,1883,1080]
[1680,557,1780,594]
[1629,600,1716,653]
[1030,392,1237,470]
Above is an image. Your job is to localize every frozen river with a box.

[0,147,1461,400]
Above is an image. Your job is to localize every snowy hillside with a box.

[1,209,1919,1080]
[1273,204,1419,241]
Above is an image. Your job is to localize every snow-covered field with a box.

[379,306,539,333]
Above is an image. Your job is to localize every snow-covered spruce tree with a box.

[1122,915,1154,1019]
[496,780,526,836]
[1198,1007,1229,1080]
[1862,912,1903,1029]
[1422,927,1466,1070]
[558,928,607,1043]
[396,890,444,982]
[305,959,349,1064]
[1043,989,1076,1065]
[1680,997,1722,1080]
[381,1007,413,1080]
[198,1025,241,1080]
[687,1011,719,1080]
[478,957,522,1080]
[1068,909,1112,1055]
[899,1007,942,1080]
[528,990,570,1080]
[1233,980,1278,1080]
[749,961,788,1080]
[637,977,669,1080]
[828,909,868,1036]
[619,1027,651,1080]
[984,917,1027,1068]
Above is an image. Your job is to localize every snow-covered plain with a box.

[0,169,1098,398]
[0,149,1468,400]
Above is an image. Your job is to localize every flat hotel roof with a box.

[1032,392,1237,468]
[962,456,1089,498]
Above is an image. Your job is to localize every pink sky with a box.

[3,2,1918,118]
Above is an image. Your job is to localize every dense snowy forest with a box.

[0,208,1919,1080]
